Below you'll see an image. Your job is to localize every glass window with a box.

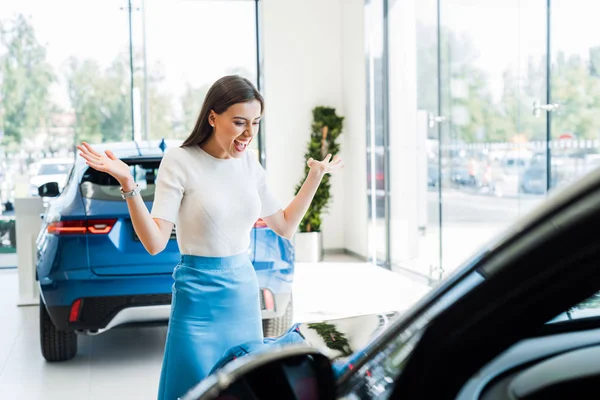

[547,0,600,326]
[130,0,259,154]
[0,0,131,205]
[437,0,548,274]
[0,0,261,223]
[80,159,161,202]
[549,0,600,191]
[374,0,600,281]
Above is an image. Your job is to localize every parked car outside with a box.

[519,153,573,195]
[30,157,74,197]
[36,140,295,362]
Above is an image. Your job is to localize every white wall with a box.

[340,0,368,258]
[261,0,367,256]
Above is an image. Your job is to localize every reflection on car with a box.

[36,141,295,362]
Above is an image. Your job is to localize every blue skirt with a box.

[157,253,263,400]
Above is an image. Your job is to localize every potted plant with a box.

[294,106,344,262]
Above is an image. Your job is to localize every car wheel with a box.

[40,298,77,362]
[262,295,293,338]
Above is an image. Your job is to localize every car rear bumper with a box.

[40,271,293,333]
[45,292,293,333]
[44,294,172,332]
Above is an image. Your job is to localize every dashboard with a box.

[457,326,600,400]
[337,323,600,400]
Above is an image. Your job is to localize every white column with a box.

[388,0,420,263]
[14,197,45,306]
[341,0,368,258]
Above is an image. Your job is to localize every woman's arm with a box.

[77,142,174,255]
[121,178,174,255]
[263,154,343,239]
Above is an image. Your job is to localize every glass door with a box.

[373,0,600,280]
[385,0,442,280]
[438,0,548,275]
[548,0,600,189]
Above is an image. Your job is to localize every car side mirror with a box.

[38,182,60,198]
[181,345,336,400]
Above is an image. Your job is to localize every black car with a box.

[182,164,600,400]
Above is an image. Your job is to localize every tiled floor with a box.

[0,254,429,400]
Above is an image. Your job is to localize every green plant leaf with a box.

[296,106,344,233]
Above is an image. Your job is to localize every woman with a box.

[77,75,343,399]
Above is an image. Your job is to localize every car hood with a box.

[550,292,600,322]
[296,311,399,364]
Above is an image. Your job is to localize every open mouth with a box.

[234,139,249,152]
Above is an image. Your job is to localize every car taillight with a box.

[87,220,115,234]
[254,219,267,228]
[69,299,82,322]
[262,289,275,311]
[48,219,116,235]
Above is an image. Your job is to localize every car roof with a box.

[75,140,183,165]
[39,157,75,165]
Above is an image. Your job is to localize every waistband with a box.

[180,253,251,270]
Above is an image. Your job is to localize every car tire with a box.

[40,298,77,362]
[262,295,293,338]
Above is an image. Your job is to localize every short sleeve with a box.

[252,155,281,218]
[150,148,187,224]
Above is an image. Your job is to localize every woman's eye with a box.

[234,122,245,126]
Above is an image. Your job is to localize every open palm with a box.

[307,153,344,175]
[77,142,131,183]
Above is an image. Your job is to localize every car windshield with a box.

[39,163,73,175]
[79,159,161,201]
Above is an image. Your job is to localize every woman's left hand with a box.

[307,154,344,175]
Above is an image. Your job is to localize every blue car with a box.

[35,140,295,362]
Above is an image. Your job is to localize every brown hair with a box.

[182,75,264,148]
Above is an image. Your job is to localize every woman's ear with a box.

[208,111,216,127]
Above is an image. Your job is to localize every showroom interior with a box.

[1,0,600,398]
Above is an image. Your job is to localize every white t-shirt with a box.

[150,145,281,257]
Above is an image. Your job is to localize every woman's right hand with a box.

[77,142,134,189]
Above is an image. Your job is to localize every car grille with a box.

[78,294,172,327]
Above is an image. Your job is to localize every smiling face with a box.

[207,100,262,159]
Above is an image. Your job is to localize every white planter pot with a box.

[294,231,323,263]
